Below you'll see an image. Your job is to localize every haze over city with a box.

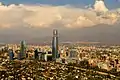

[0,0,120,44]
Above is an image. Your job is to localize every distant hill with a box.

[0,24,120,44]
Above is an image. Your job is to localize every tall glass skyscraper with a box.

[20,41,26,59]
[52,29,59,61]
[9,49,14,60]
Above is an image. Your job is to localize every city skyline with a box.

[0,1,120,44]
[0,1,120,79]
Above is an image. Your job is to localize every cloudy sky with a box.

[0,0,120,44]
[0,0,119,6]
[0,0,119,8]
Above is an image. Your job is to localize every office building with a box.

[69,49,77,58]
[20,41,26,59]
[34,49,38,59]
[18,50,22,60]
[9,49,14,60]
[52,29,59,61]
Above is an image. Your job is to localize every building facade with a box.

[52,29,59,61]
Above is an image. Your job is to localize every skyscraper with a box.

[20,41,26,59]
[52,29,59,61]
[9,49,14,60]
[34,49,38,59]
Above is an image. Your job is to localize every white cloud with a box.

[94,0,108,12]
[0,2,119,29]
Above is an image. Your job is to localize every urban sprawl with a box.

[0,29,120,80]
